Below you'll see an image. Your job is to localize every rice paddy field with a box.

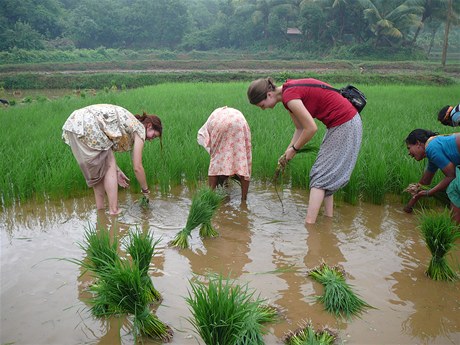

[1,82,460,344]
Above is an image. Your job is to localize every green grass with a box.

[185,274,278,345]
[284,320,337,345]
[170,186,225,249]
[418,209,460,281]
[0,82,458,208]
[308,263,373,320]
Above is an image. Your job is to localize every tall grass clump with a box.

[418,208,460,281]
[126,229,162,302]
[90,260,173,342]
[73,225,172,342]
[308,262,372,320]
[170,186,225,249]
[79,225,119,274]
[284,320,337,345]
[186,274,278,345]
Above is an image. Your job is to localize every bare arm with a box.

[132,133,148,192]
[284,99,318,161]
[405,164,455,212]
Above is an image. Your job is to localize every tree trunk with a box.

[427,25,437,55]
[441,0,452,66]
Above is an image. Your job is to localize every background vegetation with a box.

[1,0,459,61]
[0,82,457,209]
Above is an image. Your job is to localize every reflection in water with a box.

[1,185,459,345]
[181,201,253,278]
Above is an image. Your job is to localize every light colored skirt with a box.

[309,114,362,196]
[197,107,252,180]
[65,131,110,187]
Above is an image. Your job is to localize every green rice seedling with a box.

[79,225,119,274]
[126,229,162,303]
[418,208,460,281]
[198,187,226,238]
[308,262,372,320]
[90,259,173,342]
[186,274,275,345]
[255,304,280,324]
[284,320,337,345]
[170,187,217,249]
[138,195,150,209]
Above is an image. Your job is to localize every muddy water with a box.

[1,184,459,345]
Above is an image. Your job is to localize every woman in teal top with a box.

[404,129,460,224]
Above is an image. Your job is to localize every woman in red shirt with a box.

[247,77,362,224]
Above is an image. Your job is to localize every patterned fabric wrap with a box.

[62,104,145,152]
[447,166,460,207]
[309,114,362,196]
[197,106,252,180]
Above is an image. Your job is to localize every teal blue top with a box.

[426,135,460,173]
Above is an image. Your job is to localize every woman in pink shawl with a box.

[197,107,252,201]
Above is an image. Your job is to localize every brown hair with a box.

[247,77,277,105]
[135,112,163,148]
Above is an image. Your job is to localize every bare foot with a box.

[108,209,122,216]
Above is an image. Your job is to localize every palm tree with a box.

[357,0,424,47]
[441,0,460,65]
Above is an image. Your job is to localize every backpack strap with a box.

[282,83,340,94]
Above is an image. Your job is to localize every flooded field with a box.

[1,183,459,345]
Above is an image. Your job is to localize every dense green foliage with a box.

[1,0,459,59]
[0,82,458,209]
[418,209,460,281]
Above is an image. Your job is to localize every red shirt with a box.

[282,78,357,128]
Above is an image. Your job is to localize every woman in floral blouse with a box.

[62,104,162,215]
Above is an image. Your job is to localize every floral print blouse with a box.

[62,104,145,152]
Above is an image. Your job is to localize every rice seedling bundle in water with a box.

[75,226,172,341]
[138,195,150,209]
[171,186,225,249]
[80,225,119,274]
[198,187,226,238]
[90,259,173,342]
[418,209,460,281]
[308,263,372,320]
[284,320,337,345]
[186,275,278,345]
[126,229,162,303]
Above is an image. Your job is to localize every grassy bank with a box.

[0,82,457,208]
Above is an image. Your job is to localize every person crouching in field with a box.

[404,129,460,224]
[438,103,460,127]
[197,106,252,202]
[62,104,162,215]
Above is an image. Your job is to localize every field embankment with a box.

[1,60,459,90]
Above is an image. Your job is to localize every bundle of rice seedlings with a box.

[170,187,219,249]
[273,146,319,182]
[284,320,337,345]
[126,229,162,303]
[403,183,450,206]
[90,259,173,342]
[186,274,277,345]
[79,225,119,274]
[198,187,226,238]
[418,208,460,281]
[308,262,372,320]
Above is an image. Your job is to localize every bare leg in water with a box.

[305,187,333,224]
[93,150,120,215]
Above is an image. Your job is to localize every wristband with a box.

[291,145,299,152]
[142,188,150,194]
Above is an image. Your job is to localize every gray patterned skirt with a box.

[309,114,362,196]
